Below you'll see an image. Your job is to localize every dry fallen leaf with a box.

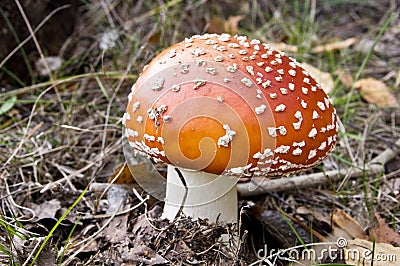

[28,198,61,221]
[263,37,356,54]
[296,206,331,227]
[105,215,129,243]
[334,69,354,89]
[104,186,131,243]
[121,244,168,265]
[345,238,400,266]
[207,16,224,34]
[224,15,243,35]
[354,78,399,107]
[301,62,335,94]
[312,37,357,53]
[369,213,400,246]
[332,209,368,239]
[264,41,299,53]
[208,15,243,35]
[108,162,135,184]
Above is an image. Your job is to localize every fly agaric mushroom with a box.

[123,33,338,223]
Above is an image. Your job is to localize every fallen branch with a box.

[237,139,400,197]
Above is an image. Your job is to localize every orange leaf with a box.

[223,15,243,35]
[369,213,400,246]
[208,15,243,35]
[312,37,357,53]
[334,69,353,89]
[108,163,135,184]
[332,209,367,239]
[355,78,398,107]
[207,15,224,34]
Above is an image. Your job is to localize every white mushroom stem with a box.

[162,165,238,223]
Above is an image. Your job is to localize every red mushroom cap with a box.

[124,33,338,177]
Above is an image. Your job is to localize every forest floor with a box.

[1,0,399,265]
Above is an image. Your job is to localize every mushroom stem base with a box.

[162,165,238,223]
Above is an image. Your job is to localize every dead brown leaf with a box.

[104,215,129,243]
[208,15,243,35]
[28,198,61,221]
[369,213,400,246]
[354,78,399,107]
[103,186,131,243]
[121,244,169,265]
[301,62,334,94]
[108,162,135,184]
[334,69,354,88]
[296,206,331,227]
[265,41,299,53]
[345,238,400,266]
[312,37,357,53]
[207,16,224,34]
[224,15,243,35]
[332,209,368,239]
[69,235,100,253]
[263,37,356,54]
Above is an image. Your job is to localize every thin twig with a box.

[13,0,65,113]
[60,194,147,266]
[348,123,400,152]
[2,177,36,222]
[232,230,248,266]
[80,194,149,220]
[173,167,188,222]
[238,138,400,196]
[0,85,53,181]
[99,161,127,200]
[99,40,145,158]
[21,237,45,266]
[0,4,71,69]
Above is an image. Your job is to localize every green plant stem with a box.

[29,186,88,266]
[343,12,394,123]
[0,6,33,84]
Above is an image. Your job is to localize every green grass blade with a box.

[95,76,110,101]
[57,217,81,265]
[343,12,395,122]
[0,6,35,83]
[0,96,17,116]
[29,186,88,266]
